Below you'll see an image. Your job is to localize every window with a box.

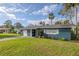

[44,29,59,34]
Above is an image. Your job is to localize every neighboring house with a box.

[21,25,74,40]
[0,26,10,33]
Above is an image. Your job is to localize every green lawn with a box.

[0,37,79,56]
[0,33,21,38]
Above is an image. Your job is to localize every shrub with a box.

[60,38,65,41]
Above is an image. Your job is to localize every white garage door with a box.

[23,30,27,36]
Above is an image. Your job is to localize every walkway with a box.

[0,36,26,41]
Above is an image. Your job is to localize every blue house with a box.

[22,25,74,40]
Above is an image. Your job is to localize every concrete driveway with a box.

[0,36,26,41]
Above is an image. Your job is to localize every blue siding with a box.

[44,28,71,40]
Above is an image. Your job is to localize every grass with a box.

[0,37,79,56]
[0,33,21,38]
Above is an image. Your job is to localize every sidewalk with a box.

[0,36,26,41]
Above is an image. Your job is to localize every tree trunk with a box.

[70,13,72,24]
[70,7,73,25]
[51,19,52,25]
[75,7,78,39]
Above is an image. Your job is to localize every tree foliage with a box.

[39,21,45,26]
[48,13,55,25]
[55,20,70,25]
[4,20,12,28]
[59,3,79,39]
[14,22,23,29]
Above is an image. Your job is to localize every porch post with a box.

[5,29,7,33]
[36,29,38,37]
[30,29,32,37]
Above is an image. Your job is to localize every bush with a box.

[78,34,79,39]
[71,31,76,40]
[60,38,65,41]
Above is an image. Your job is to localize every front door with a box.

[32,29,36,37]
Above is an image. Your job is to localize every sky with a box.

[0,3,79,27]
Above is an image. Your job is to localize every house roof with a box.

[0,28,10,30]
[0,25,10,30]
[22,24,75,30]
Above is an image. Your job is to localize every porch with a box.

[23,29,44,37]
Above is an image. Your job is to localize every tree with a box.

[77,22,79,26]
[14,22,23,34]
[63,20,70,25]
[14,22,23,29]
[55,20,70,25]
[77,22,79,37]
[59,3,79,39]
[55,21,62,25]
[48,13,54,25]
[4,20,13,33]
[4,20,12,28]
[39,21,45,26]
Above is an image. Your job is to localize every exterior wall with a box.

[0,29,10,33]
[23,30,27,36]
[44,28,71,40]
[23,29,32,37]
[23,28,71,40]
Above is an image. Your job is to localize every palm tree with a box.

[48,13,54,25]
[60,3,79,39]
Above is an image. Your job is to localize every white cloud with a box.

[0,4,29,13]
[27,16,67,25]
[7,13,16,19]
[0,6,27,21]
[14,9,28,13]
[0,6,7,13]
[32,4,57,16]
[16,18,25,21]
[0,6,17,20]
[27,18,49,25]
[27,18,56,25]
[6,8,28,13]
